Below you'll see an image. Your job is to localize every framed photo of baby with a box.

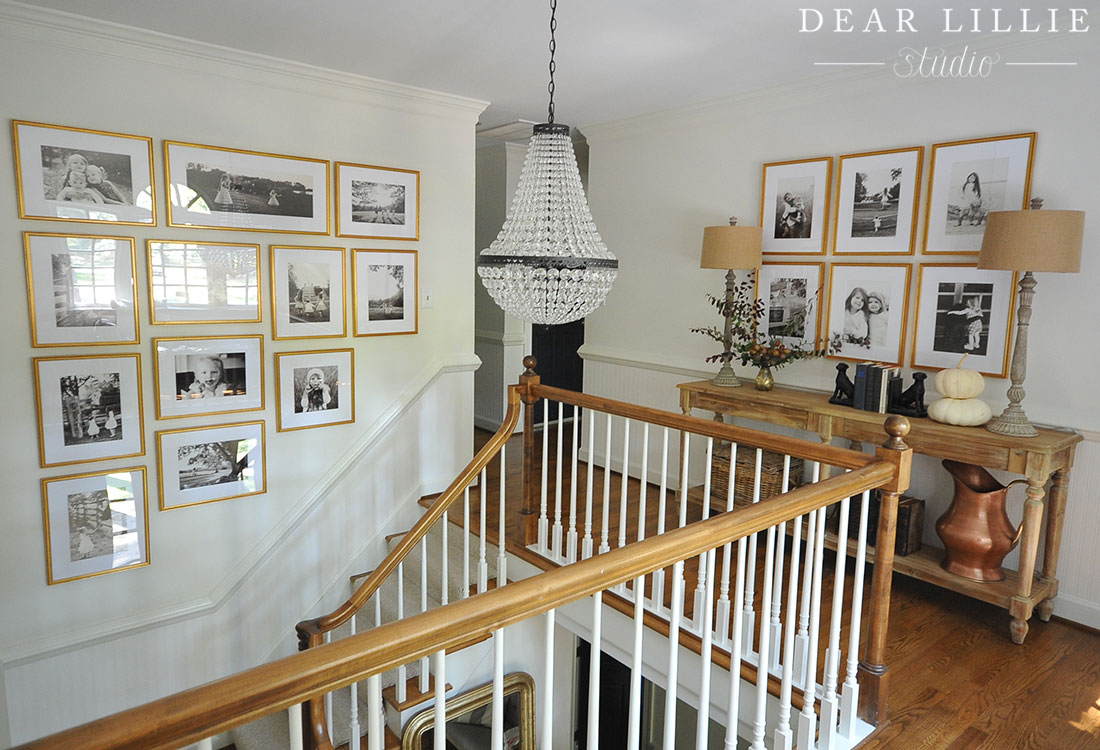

[826,263,912,366]
[271,246,347,339]
[275,349,354,431]
[336,162,420,240]
[41,467,149,584]
[923,133,1036,254]
[13,120,155,226]
[833,146,923,255]
[912,264,1016,377]
[156,421,266,510]
[760,157,832,255]
[153,335,264,419]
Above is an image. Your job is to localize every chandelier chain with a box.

[547,0,557,123]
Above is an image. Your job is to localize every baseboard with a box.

[1051,593,1100,632]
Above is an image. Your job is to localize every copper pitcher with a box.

[935,460,1028,582]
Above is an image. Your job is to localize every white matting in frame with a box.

[147,240,261,324]
[336,162,420,240]
[755,262,825,349]
[157,421,266,510]
[25,232,139,347]
[275,349,354,431]
[912,264,1015,377]
[826,263,912,367]
[42,466,149,585]
[760,157,832,254]
[271,246,347,339]
[154,335,264,419]
[833,146,923,255]
[165,141,330,234]
[354,249,418,336]
[34,353,145,468]
[13,120,155,226]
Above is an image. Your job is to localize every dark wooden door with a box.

[531,319,584,422]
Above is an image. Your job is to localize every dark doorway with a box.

[531,319,584,422]
[574,638,631,750]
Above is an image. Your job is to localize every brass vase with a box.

[754,366,774,391]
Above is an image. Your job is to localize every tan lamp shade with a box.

[700,225,763,270]
[978,210,1085,273]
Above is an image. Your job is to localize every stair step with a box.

[385,529,411,544]
[382,674,451,712]
[467,577,510,598]
[334,725,400,750]
[349,568,374,586]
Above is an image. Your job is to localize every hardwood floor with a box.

[465,427,1100,749]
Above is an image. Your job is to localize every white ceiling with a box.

[18,1,1051,130]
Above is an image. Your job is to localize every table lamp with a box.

[977,203,1085,436]
[700,218,763,387]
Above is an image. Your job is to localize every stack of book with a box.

[851,362,902,414]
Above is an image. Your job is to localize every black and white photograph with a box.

[43,467,149,584]
[165,141,329,233]
[154,336,264,419]
[760,157,831,254]
[147,241,261,324]
[834,147,923,255]
[35,353,145,468]
[271,246,347,339]
[912,264,1015,376]
[336,162,420,239]
[755,262,824,348]
[25,232,139,346]
[275,349,354,431]
[924,133,1036,254]
[157,421,266,509]
[827,264,911,366]
[14,121,156,226]
[355,250,418,335]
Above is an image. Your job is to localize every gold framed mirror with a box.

[401,671,535,749]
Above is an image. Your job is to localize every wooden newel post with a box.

[519,355,541,546]
[858,415,912,727]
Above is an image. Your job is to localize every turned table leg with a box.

[1036,467,1071,622]
[1009,476,1047,644]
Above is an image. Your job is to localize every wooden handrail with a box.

[15,460,896,750]
[532,384,876,470]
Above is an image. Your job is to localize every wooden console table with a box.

[677,380,1082,644]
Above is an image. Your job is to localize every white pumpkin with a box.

[933,358,985,399]
[927,397,992,427]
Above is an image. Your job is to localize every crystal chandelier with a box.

[477,0,618,325]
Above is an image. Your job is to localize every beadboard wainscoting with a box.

[475,329,527,432]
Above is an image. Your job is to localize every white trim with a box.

[0,1,487,122]
[1,355,480,667]
[475,329,527,347]
[578,344,715,380]
[1051,593,1100,633]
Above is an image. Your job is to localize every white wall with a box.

[580,31,1100,628]
[0,4,483,745]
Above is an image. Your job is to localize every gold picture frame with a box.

[759,156,833,255]
[152,335,265,420]
[24,231,140,347]
[156,420,267,510]
[825,262,912,367]
[832,146,924,256]
[12,120,156,226]
[274,348,355,432]
[336,161,420,240]
[402,672,535,749]
[146,240,262,324]
[270,245,348,339]
[754,261,826,348]
[42,466,150,585]
[353,249,418,336]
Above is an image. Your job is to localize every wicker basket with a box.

[709,442,803,508]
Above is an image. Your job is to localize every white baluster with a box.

[773,513,804,750]
[553,403,564,558]
[742,448,763,655]
[696,548,717,750]
[567,406,580,563]
[663,559,685,750]
[637,424,649,546]
[588,592,603,750]
[651,428,670,613]
[492,628,505,749]
[599,412,613,554]
[420,536,429,696]
[396,561,406,704]
[433,650,446,750]
[628,573,645,750]
[582,410,596,560]
[479,466,489,593]
[498,444,507,585]
[797,493,828,748]
[463,485,471,599]
[716,441,738,644]
[750,526,777,750]
[324,631,333,736]
[820,493,852,750]
[441,507,450,607]
[542,609,556,749]
[193,740,213,750]
[724,537,748,750]
[769,455,792,671]
[840,490,872,737]
[367,675,382,750]
[349,615,361,750]
[693,437,714,632]
[794,461,822,682]
[288,702,303,750]
[618,418,631,550]
[539,398,550,551]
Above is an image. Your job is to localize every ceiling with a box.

[19,1,1043,131]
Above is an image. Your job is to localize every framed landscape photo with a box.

[147,240,261,324]
[34,353,145,468]
[923,132,1036,254]
[42,466,149,585]
[24,232,139,347]
[157,421,266,510]
[760,157,832,254]
[826,263,912,366]
[275,349,354,431]
[153,335,264,419]
[912,264,1016,377]
[271,246,347,339]
[354,249,418,336]
[336,162,419,240]
[755,262,825,349]
[833,146,923,255]
[164,141,329,234]
[12,120,155,226]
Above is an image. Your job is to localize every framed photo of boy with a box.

[24,232,140,347]
[922,133,1036,254]
[336,162,420,240]
[353,249,418,336]
[41,466,150,585]
[33,353,145,468]
[754,262,825,349]
[912,264,1016,377]
[275,349,354,431]
[164,141,330,234]
[826,263,912,366]
[270,246,347,339]
[12,120,155,226]
[157,421,266,510]
[833,146,923,255]
[153,335,264,419]
[760,157,832,255]
[147,240,261,324]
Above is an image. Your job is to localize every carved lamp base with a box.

[986,405,1039,437]
[711,363,742,388]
